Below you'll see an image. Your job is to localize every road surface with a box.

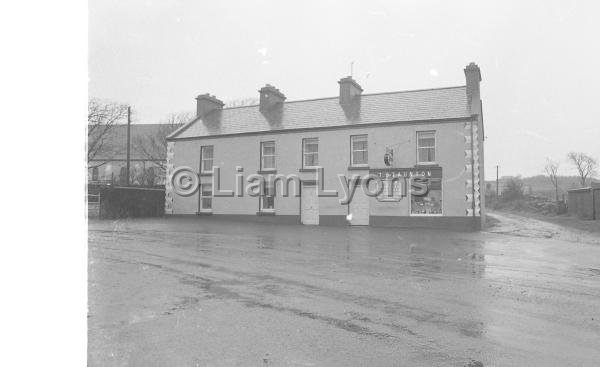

[88,213,600,366]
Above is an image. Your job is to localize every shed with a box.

[567,187,600,220]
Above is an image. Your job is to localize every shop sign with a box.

[369,167,442,202]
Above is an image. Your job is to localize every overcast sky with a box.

[89,0,600,179]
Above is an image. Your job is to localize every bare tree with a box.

[567,152,598,187]
[224,97,259,108]
[88,98,128,167]
[133,112,193,173]
[544,158,560,201]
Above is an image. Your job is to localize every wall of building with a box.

[596,189,600,220]
[170,119,476,224]
[476,113,485,221]
[568,188,599,220]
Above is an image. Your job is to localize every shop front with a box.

[370,166,443,215]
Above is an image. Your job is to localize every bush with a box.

[501,178,525,202]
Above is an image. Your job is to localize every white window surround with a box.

[259,183,275,212]
[416,131,436,165]
[302,138,319,168]
[350,134,368,167]
[200,183,213,212]
[260,141,276,171]
[409,178,443,216]
[201,145,214,173]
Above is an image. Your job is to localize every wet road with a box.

[88,215,600,366]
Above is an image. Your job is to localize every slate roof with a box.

[170,86,471,140]
[89,124,170,161]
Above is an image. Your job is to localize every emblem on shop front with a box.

[384,147,393,166]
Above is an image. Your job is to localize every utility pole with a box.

[496,165,499,199]
[126,106,131,186]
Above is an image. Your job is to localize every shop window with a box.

[350,135,368,166]
[200,183,212,211]
[377,177,402,202]
[417,131,436,164]
[410,178,442,215]
[303,138,319,168]
[201,146,214,173]
[260,183,275,212]
[261,141,276,170]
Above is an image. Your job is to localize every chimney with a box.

[196,94,224,118]
[259,84,286,111]
[464,62,482,114]
[338,76,363,105]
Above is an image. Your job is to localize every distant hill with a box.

[522,175,598,199]
[485,175,599,199]
[523,175,584,190]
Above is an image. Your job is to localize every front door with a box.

[349,180,369,225]
[301,184,319,225]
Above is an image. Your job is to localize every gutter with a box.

[167,116,476,142]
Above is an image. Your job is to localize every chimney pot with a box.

[196,94,224,118]
[464,62,482,113]
[259,84,286,111]
[338,76,363,105]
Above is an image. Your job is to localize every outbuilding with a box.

[165,63,485,230]
[567,187,600,220]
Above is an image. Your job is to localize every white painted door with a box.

[301,185,319,225]
[349,180,369,225]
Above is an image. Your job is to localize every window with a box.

[119,167,127,184]
[260,182,275,212]
[201,146,214,173]
[417,131,436,164]
[146,167,155,186]
[91,167,99,181]
[377,176,402,202]
[261,141,276,170]
[303,138,319,168]
[410,178,442,215]
[200,183,212,211]
[350,135,368,166]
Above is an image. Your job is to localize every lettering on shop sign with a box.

[370,167,442,179]
[369,167,442,202]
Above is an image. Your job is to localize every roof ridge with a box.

[92,123,178,127]
[221,85,467,110]
[360,85,466,97]
[94,123,165,126]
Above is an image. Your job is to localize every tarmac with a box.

[88,212,600,366]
